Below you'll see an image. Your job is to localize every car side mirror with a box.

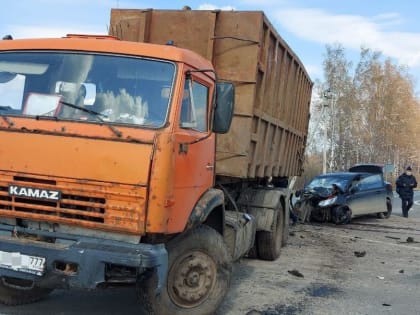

[350,186,359,194]
[212,82,234,134]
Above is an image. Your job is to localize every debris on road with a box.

[385,235,401,240]
[382,303,392,307]
[399,236,420,244]
[377,276,385,280]
[354,250,366,257]
[399,269,404,273]
[288,269,304,278]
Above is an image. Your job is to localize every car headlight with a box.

[318,196,337,207]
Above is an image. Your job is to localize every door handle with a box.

[206,164,214,170]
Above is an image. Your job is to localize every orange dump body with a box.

[0,35,216,236]
[110,9,313,179]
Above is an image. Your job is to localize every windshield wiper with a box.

[60,101,105,119]
[60,101,123,138]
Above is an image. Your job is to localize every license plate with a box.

[0,251,46,276]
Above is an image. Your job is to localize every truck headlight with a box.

[318,196,337,207]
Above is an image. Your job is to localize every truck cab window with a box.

[180,78,208,132]
[0,52,175,128]
[0,73,25,110]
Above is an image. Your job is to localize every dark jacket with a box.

[396,173,417,198]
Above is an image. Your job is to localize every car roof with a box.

[316,172,361,177]
[349,164,383,174]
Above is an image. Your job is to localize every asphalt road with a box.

[1,191,420,315]
[392,190,420,218]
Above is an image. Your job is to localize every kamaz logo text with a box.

[8,185,61,201]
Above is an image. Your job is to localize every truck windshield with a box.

[0,51,175,128]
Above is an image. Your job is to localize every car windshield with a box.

[0,51,176,128]
[307,174,353,192]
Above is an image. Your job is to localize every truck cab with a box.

[0,9,311,314]
[0,34,234,312]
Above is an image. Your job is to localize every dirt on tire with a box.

[138,225,232,315]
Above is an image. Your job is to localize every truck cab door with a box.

[172,76,215,231]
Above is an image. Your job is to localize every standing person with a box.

[396,166,417,218]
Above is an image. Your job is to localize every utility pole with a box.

[322,89,333,174]
[323,113,328,174]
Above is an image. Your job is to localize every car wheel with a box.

[332,206,352,225]
[377,199,392,219]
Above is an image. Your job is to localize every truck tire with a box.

[0,277,52,305]
[256,205,284,261]
[138,225,232,315]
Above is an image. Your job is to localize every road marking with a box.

[415,200,420,206]
[307,229,420,251]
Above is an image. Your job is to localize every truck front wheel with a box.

[138,225,232,315]
[0,277,53,305]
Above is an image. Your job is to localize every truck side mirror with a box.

[213,82,234,134]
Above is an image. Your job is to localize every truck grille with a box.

[7,193,106,223]
[0,174,146,234]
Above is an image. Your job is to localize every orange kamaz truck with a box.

[0,9,312,315]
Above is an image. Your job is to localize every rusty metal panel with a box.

[0,172,147,235]
[111,9,217,60]
[109,9,312,179]
[212,12,262,84]
[110,9,151,42]
[215,115,252,178]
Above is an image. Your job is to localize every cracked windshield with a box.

[0,52,175,127]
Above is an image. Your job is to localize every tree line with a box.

[303,44,420,184]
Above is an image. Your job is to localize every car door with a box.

[371,174,388,213]
[348,174,385,216]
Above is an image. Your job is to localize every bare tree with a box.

[304,45,420,180]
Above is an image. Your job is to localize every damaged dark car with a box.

[293,164,393,224]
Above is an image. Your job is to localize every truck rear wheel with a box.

[256,205,284,261]
[138,225,232,315]
[0,277,52,305]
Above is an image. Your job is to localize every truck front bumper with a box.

[0,224,167,292]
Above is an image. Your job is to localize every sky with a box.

[2,0,420,93]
